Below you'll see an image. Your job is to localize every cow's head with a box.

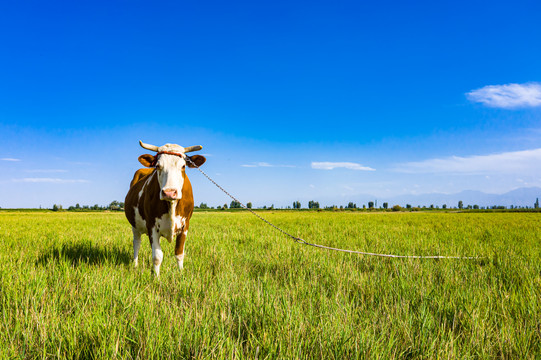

[138,141,206,201]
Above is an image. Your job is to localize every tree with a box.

[382,202,388,209]
[108,200,124,211]
[199,202,208,209]
[535,198,539,209]
[347,202,356,209]
[230,200,241,209]
[246,202,252,209]
[392,205,401,211]
[458,200,463,209]
[293,201,301,209]
[308,200,319,209]
[52,204,60,211]
[442,204,447,209]
[368,201,374,209]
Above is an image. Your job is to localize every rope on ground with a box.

[185,155,478,260]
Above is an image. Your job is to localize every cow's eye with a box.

[182,165,186,170]
[156,164,163,170]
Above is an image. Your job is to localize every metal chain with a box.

[185,155,477,260]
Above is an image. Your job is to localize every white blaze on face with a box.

[155,145,187,201]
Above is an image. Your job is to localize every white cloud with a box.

[466,82,541,108]
[311,162,375,171]
[13,178,90,183]
[1,158,21,161]
[241,162,295,168]
[394,148,541,174]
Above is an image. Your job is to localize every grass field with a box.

[0,210,540,359]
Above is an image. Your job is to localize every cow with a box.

[125,140,206,276]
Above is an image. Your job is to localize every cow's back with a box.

[130,168,154,187]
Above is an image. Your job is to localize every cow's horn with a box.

[184,145,203,153]
[139,140,159,152]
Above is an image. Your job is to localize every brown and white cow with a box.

[125,140,206,276]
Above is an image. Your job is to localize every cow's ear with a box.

[187,155,206,168]
[138,154,156,167]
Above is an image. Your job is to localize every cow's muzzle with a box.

[161,188,178,200]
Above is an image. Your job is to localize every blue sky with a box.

[1,0,540,208]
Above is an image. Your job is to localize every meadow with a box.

[0,210,539,359]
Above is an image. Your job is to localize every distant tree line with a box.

[195,201,252,210]
[52,201,125,212]
[50,197,541,212]
[218,198,540,211]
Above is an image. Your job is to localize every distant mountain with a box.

[381,187,541,208]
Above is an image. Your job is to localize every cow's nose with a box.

[162,189,178,200]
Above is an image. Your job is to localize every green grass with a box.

[0,211,540,358]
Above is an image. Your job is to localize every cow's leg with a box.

[132,227,142,267]
[149,227,163,277]
[174,229,188,270]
